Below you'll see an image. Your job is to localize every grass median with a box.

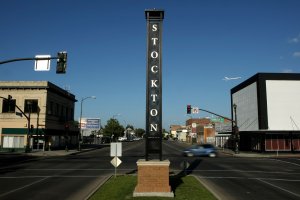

[89,175,217,200]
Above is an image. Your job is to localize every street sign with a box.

[110,142,122,157]
[110,156,122,167]
[192,107,199,114]
[34,55,51,71]
[211,117,224,123]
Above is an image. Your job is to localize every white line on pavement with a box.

[269,159,300,167]
[0,175,109,178]
[0,176,49,198]
[256,178,300,198]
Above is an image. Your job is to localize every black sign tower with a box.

[145,9,164,161]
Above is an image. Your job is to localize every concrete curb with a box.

[193,175,222,200]
[83,175,112,200]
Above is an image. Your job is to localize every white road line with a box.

[256,178,300,198]
[171,169,300,175]
[269,159,300,167]
[0,176,49,198]
[22,168,134,171]
[198,176,300,182]
[0,175,109,178]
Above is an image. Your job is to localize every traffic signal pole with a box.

[197,108,235,123]
[196,107,239,154]
[186,105,239,153]
[0,51,67,73]
[0,57,56,65]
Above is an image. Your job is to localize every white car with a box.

[118,137,127,142]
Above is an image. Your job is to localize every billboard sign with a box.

[80,118,100,129]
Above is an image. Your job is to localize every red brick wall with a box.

[135,160,171,193]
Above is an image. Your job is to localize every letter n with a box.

[150,124,158,131]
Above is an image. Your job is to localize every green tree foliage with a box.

[135,128,145,137]
[125,124,134,130]
[103,118,125,140]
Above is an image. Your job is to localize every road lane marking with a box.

[0,176,49,198]
[170,169,300,175]
[256,178,300,198]
[22,168,135,171]
[0,175,110,178]
[197,176,300,182]
[269,159,300,167]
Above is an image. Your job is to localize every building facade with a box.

[231,73,300,152]
[0,81,78,151]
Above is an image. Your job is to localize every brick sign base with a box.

[133,159,174,197]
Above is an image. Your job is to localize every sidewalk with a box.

[27,144,103,157]
[219,148,300,158]
[27,149,80,156]
[0,144,103,157]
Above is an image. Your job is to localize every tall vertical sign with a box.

[145,9,164,161]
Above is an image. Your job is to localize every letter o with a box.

[150,109,158,116]
[151,51,158,58]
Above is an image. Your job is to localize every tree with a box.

[125,124,134,130]
[103,118,124,141]
[135,128,145,137]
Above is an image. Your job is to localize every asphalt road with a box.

[1,140,300,200]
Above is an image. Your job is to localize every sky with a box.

[1,0,300,130]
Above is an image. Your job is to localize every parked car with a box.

[183,144,217,157]
[118,137,127,142]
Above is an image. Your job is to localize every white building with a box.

[231,73,300,152]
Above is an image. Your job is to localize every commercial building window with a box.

[66,107,69,121]
[61,105,65,117]
[47,101,53,115]
[2,136,24,148]
[24,99,39,113]
[56,103,60,116]
[70,108,74,120]
[2,99,16,113]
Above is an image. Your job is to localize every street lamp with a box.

[233,104,239,154]
[78,96,96,151]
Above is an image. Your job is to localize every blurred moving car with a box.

[183,144,217,157]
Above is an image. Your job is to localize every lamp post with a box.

[233,104,239,154]
[78,96,96,151]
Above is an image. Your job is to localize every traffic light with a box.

[56,51,67,74]
[187,105,191,114]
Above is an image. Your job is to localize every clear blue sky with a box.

[1,0,300,130]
